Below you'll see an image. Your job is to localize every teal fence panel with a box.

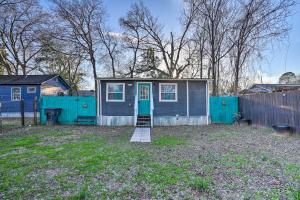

[40,96,96,125]
[210,96,238,124]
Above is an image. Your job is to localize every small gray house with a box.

[96,78,210,127]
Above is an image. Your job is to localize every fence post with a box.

[34,96,37,125]
[21,99,25,127]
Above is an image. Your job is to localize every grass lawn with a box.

[0,125,300,199]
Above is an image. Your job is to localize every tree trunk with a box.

[200,56,203,79]
[233,49,242,95]
[21,64,26,75]
[110,55,115,78]
[91,54,98,117]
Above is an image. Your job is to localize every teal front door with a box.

[138,83,151,115]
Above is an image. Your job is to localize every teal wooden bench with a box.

[75,116,96,125]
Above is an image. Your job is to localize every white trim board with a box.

[159,83,178,102]
[100,116,134,126]
[11,87,21,101]
[154,116,207,126]
[27,86,36,94]
[106,82,125,102]
[186,80,189,117]
[206,81,210,125]
[136,82,153,127]
[1,112,40,118]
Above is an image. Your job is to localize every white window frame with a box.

[27,86,36,94]
[106,83,125,102]
[159,83,178,102]
[11,87,21,101]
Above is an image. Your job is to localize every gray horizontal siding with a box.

[101,80,135,116]
[189,81,207,116]
[100,80,207,117]
[153,81,187,116]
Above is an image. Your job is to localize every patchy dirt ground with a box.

[0,124,299,199]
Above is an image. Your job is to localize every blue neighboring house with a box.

[96,78,211,127]
[0,75,70,117]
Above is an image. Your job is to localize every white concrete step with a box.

[130,127,151,143]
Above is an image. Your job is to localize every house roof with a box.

[251,83,300,87]
[96,77,211,81]
[0,75,69,87]
[251,84,300,91]
[241,83,300,94]
[76,90,95,96]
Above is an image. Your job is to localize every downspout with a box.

[206,81,210,125]
[150,82,154,127]
[186,80,189,117]
[98,80,102,125]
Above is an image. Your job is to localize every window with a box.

[27,86,36,93]
[159,83,177,102]
[106,83,125,102]
[11,87,21,101]
[139,84,150,100]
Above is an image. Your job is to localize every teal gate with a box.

[210,96,238,124]
[40,96,96,125]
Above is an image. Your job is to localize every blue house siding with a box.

[189,81,207,116]
[153,81,187,116]
[101,80,135,116]
[0,76,69,114]
[98,79,209,126]
[100,80,207,117]
[0,85,40,113]
[43,76,69,90]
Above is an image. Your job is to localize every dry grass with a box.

[0,124,299,199]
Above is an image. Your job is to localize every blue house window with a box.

[27,86,36,93]
[11,87,21,101]
[106,83,125,102]
[159,83,177,102]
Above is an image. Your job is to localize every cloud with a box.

[107,32,126,40]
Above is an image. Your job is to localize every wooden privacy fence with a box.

[239,90,300,133]
[40,96,96,125]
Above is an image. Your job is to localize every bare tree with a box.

[97,28,121,78]
[0,43,12,74]
[53,0,105,93]
[119,5,148,78]
[230,0,295,94]
[120,1,198,78]
[35,37,86,95]
[188,22,208,78]
[189,0,235,95]
[0,0,22,7]
[0,0,47,75]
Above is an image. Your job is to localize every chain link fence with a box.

[0,96,38,134]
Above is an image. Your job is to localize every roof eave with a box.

[96,77,213,81]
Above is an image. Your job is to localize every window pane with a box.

[161,93,175,100]
[161,85,175,93]
[12,88,21,100]
[107,83,124,101]
[108,92,123,100]
[160,84,176,101]
[139,85,149,100]
[27,87,36,93]
[108,84,123,93]
[12,88,20,93]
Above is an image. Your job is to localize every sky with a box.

[40,0,300,88]
[102,0,300,83]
